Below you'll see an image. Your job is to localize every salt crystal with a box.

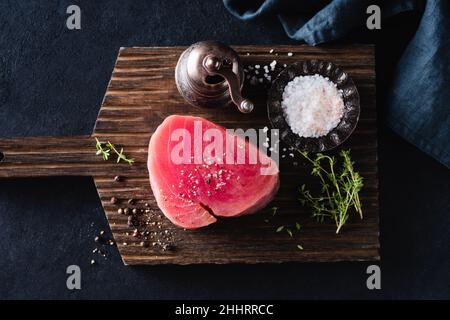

[255,65,260,69]
[287,52,293,56]
[269,49,274,53]
[281,74,344,138]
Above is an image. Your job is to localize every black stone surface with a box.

[0,1,449,299]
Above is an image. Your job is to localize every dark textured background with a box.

[0,0,449,299]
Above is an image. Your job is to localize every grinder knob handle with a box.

[203,56,254,114]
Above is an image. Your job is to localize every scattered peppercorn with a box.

[128,215,139,227]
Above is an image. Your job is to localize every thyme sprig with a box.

[298,150,363,234]
[95,138,134,165]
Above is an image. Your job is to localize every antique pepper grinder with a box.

[175,41,254,113]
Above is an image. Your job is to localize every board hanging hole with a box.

[0,151,4,163]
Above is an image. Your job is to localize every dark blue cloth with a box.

[224,0,450,168]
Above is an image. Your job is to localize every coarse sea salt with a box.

[281,74,344,138]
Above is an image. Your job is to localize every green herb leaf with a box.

[298,149,363,233]
[271,207,278,216]
[276,226,284,233]
[95,138,134,165]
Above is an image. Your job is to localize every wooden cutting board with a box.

[0,45,378,265]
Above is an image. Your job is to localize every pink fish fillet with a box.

[147,115,279,229]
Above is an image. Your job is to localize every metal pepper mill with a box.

[175,41,254,113]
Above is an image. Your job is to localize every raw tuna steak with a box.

[147,115,279,229]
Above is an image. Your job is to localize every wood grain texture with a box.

[0,136,145,177]
[94,45,379,265]
[0,45,379,265]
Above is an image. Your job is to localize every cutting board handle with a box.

[0,135,132,178]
